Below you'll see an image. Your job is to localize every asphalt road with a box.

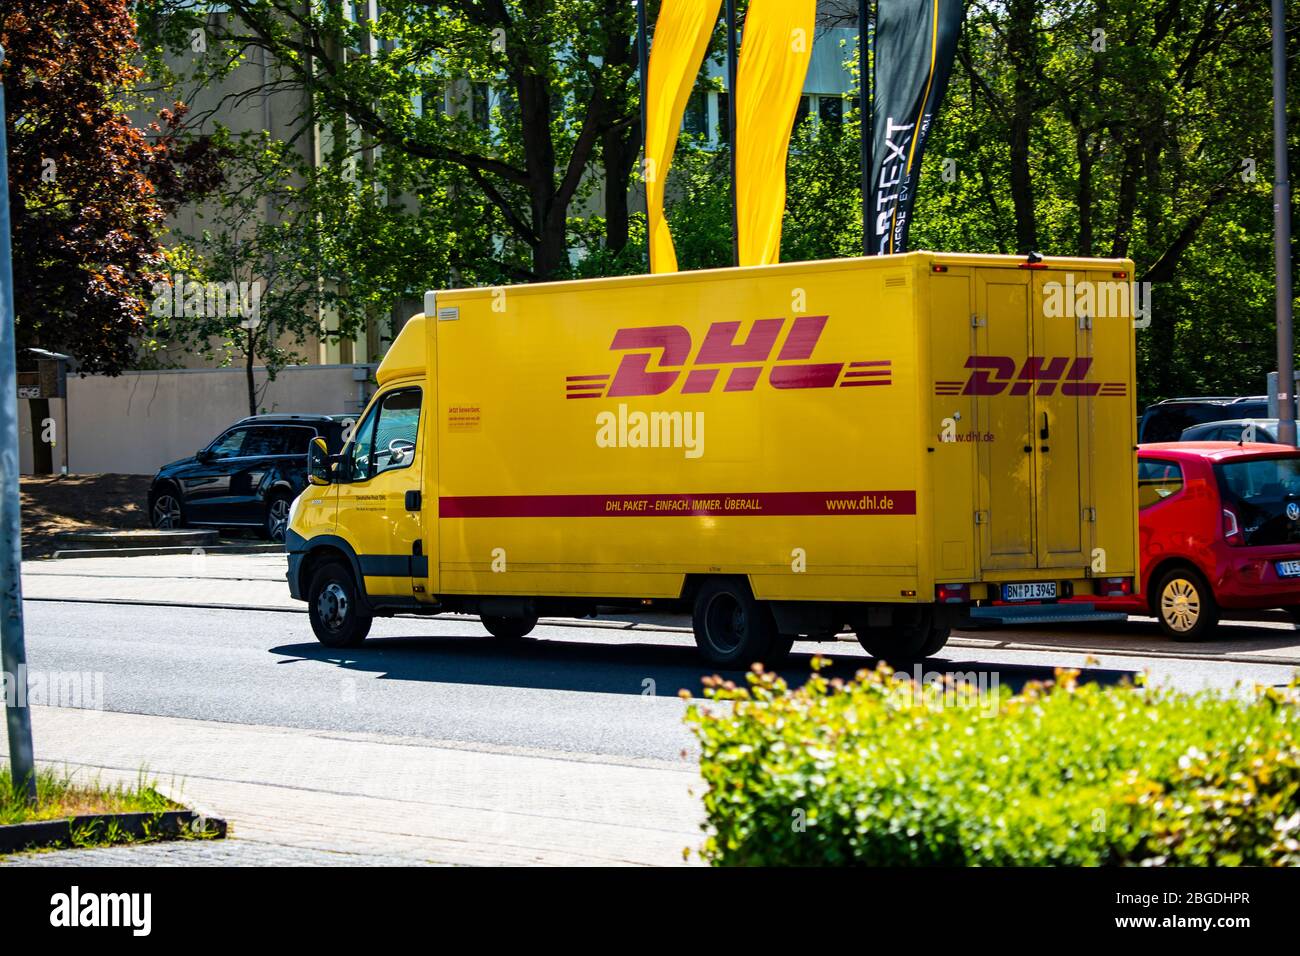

[19,599,1300,763]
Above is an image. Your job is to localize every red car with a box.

[1100,442,1300,639]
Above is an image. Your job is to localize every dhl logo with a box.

[566,316,887,399]
[935,356,1127,397]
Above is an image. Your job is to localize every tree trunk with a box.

[1007,0,1038,254]
[246,328,257,417]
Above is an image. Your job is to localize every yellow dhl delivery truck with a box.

[285,251,1139,666]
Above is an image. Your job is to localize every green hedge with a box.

[684,662,1300,866]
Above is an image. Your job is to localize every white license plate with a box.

[1002,582,1058,602]
[1277,561,1300,578]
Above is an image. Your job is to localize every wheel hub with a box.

[318,582,349,630]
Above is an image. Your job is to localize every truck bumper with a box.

[285,530,306,601]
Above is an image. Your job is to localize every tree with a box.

[0,0,216,374]
[158,135,371,415]
[138,0,649,282]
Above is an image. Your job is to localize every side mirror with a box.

[307,437,332,486]
[196,448,214,463]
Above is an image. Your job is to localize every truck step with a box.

[959,603,1129,628]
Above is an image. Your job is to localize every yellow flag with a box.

[645,0,722,274]
[735,0,815,267]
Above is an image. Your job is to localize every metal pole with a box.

[1272,0,1296,446]
[726,0,739,268]
[637,0,650,266]
[0,45,37,804]
[859,0,873,256]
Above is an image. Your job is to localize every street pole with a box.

[1273,0,1296,446]
[859,0,873,256]
[725,0,739,268]
[0,45,37,804]
[637,0,650,267]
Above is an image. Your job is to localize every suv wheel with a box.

[264,493,292,543]
[150,489,185,529]
[308,561,373,648]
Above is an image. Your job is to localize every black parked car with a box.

[1138,395,1269,443]
[148,415,352,542]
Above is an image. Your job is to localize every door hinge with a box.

[971,314,986,328]
[974,510,988,525]
[1078,314,1093,330]
[405,490,422,511]
[1082,507,1097,522]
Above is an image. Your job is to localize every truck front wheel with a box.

[308,561,373,648]
[855,607,949,664]
[692,579,778,667]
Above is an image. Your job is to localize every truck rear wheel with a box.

[692,579,778,667]
[308,561,373,648]
[481,614,538,640]
[855,607,949,664]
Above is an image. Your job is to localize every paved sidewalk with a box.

[2,706,705,866]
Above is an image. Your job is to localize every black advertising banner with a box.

[869,0,963,255]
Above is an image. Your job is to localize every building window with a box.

[683,90,709,138]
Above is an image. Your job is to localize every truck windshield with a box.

[1214,455,1300,546]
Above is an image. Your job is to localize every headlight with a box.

[287,492,303,531]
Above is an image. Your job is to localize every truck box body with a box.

[287,251,1139,658]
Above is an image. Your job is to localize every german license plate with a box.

[1276,560,1300,578]
[1002,582,1058,602]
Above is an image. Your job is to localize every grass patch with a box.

[1,765,180,826]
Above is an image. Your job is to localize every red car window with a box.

[1137,458,1184,509]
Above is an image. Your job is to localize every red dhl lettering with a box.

[565,316,891,398]
[934,356,1127,397]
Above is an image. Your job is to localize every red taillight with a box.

[936,583,970,604]
[1223,507,1242,545]
[1100,576,1133,597]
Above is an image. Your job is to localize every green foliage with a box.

[1,765,178,827]
[685,663,1300,866]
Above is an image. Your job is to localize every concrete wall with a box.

[20,364,375,476]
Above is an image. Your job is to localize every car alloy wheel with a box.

[267,497,290,542]
[1159,576,1201,633]
[151,494,182,529]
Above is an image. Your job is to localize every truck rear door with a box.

[972,266,1093,572]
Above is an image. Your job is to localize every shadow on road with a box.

[269,630,1138,699]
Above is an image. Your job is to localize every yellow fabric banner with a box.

[734,0,816,267]
[645,0,722,274]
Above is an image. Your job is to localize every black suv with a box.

[148,415,352,542]
[1138,396,1269,443]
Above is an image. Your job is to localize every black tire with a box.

[855,606,948,664]
[691,578,777,667]
[481,614,538,640]
[149,486,186,530]
[308,560,373,648]
[1152,566,1219,641]
[264,492,293,543]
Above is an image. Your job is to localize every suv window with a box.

[1138,459,1184,509]
[208,428,249,460]
[346,389,421,481]
[243,425,317,457]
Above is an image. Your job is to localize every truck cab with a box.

[286,316,432,647]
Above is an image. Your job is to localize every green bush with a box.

[684,662,1300,866]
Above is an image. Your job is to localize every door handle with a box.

[405,490,422,511]
[1040,412,1050,441]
